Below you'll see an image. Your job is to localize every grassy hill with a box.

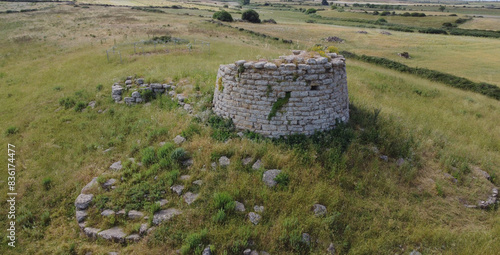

[1,1,500,254]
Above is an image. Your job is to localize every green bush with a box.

[275,172,290,188]
[158,142,175,159]
[212,208,227,223]
[242,9,261,23]
[305,8,317,14]
[42,177,53,191]
[180,229,209,255]
[208,114,236,141]
[170,148,188,163]
[5,126,19,135]
[213,192,235,212]
[59,97,76,109]
[213,10,233,22]
[74,101,86,112]
[141,147,157,166]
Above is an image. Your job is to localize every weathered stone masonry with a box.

[213,50,349,138]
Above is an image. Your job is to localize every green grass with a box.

[1,2,500,255]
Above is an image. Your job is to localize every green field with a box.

[1,1,500,254]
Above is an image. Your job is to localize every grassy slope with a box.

[0,2,500,255]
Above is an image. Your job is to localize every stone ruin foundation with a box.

[213,50,349,138]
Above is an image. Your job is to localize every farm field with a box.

[1,1,500,254]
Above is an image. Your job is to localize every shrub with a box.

[212,208,227,223]
[141,147,157,166]
[5,126,19,135]
[208,114,235,141]
[375,18,387,24]
[239,0,250,5]
[42,177,53,191]
[213,192,235,212]
[305,8,317,14]
[158,143,175,159]
[96,84,103,91]
[418,28,448,34]
[140,89,156,102]
[170,148,188,163]
[41,211,51,227]
[326,46,339,53]
[59,97,76,109]
[74,101,86,112]
[213,10,233,22]
[180,229,209,255]
[275,172,290,188]
[242,9,260,23]
[380,11,391,16]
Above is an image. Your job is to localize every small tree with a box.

[242,9,261,23]
[239,0,250,5]
[439,5,446,12]
[305,8,317,14]
[213,10,233,22]
[321,0,328,6]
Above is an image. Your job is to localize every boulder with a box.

[126,234,141,242]
[109,161,122,171]
[262,169,281,187]
[219,156,230,167]
[103,178,117,189]
[171,185,185,196]
[313,204,327,217]
[75,194,94,210]
[139,223,149,236]
[76,210,87,223]
[156,199,169,207]
[136,78,144,84]
[101,209,115,217]
[254,205,264,213]
[248,212,261,225]
[84,227,101,239]
[235,201,246,212]
[131,91,141,98]
[98,227,127,243]
[81,177,98,194]
[173,135,186,145]
[128,210,144,219]
[152,208,182,225]
[183,192,199,205]
[252,160,262,170]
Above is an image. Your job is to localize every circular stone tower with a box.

[213,50,349,138]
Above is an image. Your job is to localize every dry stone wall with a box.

[213,50,349,138]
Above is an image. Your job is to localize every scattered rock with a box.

[444,173,458,183]
[75,194,94,210]
[478,188,498,209]
[88,101,96,109]
[211,162,217,170]
[409,250,422,255]
[152,208,182,225]
[116,209,126,216]
[243,249,252,255]
[219,156,230,167]
[327,243,336,254]
[260,251,270,255]
[237,132,244,138]
[262,169,281,187]
[235,201,246,212]
[101,209,115,217]
[252,160,262,170]
[396,158,405,167]
[313,204,327,217]
[325,36,344,43]
[139,224,149,236]
[126,234,141,242]
[98,227,127,243]
[183,192,199,205]
[171,185,185,195]
[380,31,392,35]
[180,175,191,181]
[84,227,100,239]
[248,212,261,225]
[156,199,169,207]
[183,104,193,112]
[254,205,264,213]
[81,177,98,194]
[173,135,186,145]
[249,251,259,255]
[202,246,212,255]
[182,158,194,167]
[379,155,388,162]
[193,180,203,186]
[128,210,144,219]
[109,161,122,171]
[242,157,253,166]
[302,233,311,246]
[398,52,410,59]
[476,168,491,180]
[76,210,87,223]
[103,147,114,153]
[103,178,117,189]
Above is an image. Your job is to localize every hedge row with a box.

[341,51,500,100]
